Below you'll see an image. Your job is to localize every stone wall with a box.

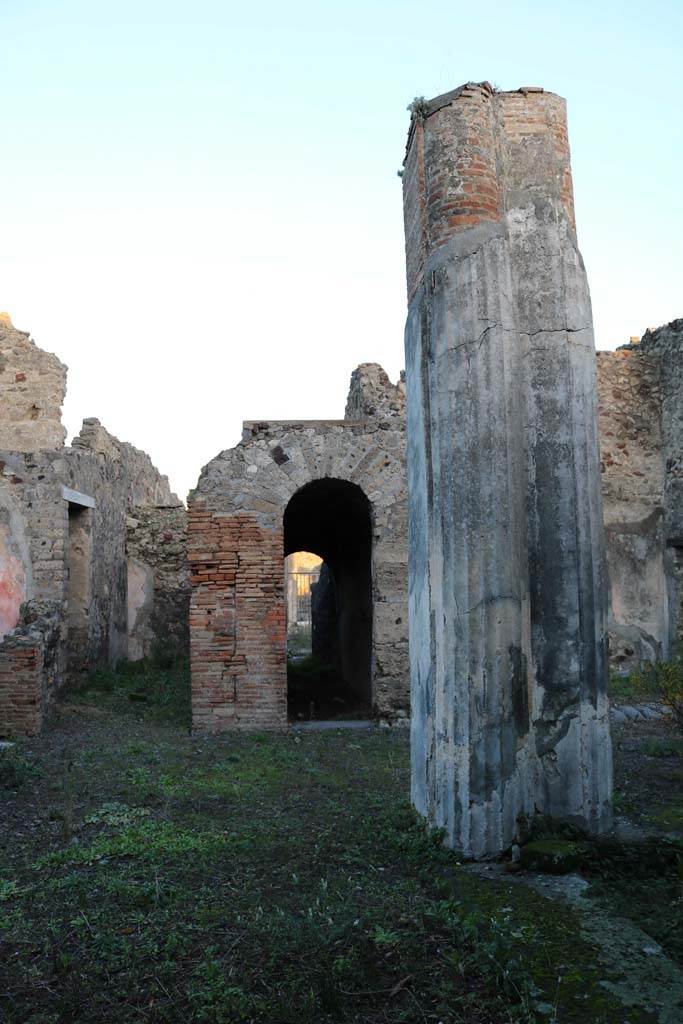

[126,505,190,661]
[0,313,66,451]
[188,322,680,741]
[345,364,406,420]
[642,323,683,589]
[0,421,181,733]
[65,421,180,671]
[0,481,32,640]
[0,316,183,734]
[597,347,666,668]
[0,296,676,744]
[597,320,683,668]
[189,376,408,730]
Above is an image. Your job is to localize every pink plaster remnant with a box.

[0,527,26,639]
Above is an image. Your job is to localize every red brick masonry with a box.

[403,83,575,300]
[0,643,43,735]
[189,505,287,731]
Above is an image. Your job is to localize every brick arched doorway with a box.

[189,417,409,732]
[284,478,372,720]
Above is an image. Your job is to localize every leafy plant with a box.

[611,655,683,730]
[84,802,151,827]
[656,658,683,729]
[189,951,255,1023]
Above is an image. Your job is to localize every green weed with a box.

[612,657,683,729]
[189,950,256,1023]
[35,820,239,869]
[0,723,663,1023]
[642,737,683,757]
[0,746,42,789]
[77,657,191,725]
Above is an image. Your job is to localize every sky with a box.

[1,0,681,499]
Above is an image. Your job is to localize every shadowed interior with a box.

[67,503,92,679]
[283,478,372,717]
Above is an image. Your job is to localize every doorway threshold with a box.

[290,720,375,731]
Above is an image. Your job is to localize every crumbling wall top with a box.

[402,83,574,299]
[638,318,683,356]
[344,364,406,420]
[71,418,180,507]
[0,313,67,451]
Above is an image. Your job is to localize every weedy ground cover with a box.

[0,661,679,1023]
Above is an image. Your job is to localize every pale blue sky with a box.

[1,1,681,497]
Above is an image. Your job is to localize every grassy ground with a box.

[601,715,683,962]
[612,717,683,836]
[0,663,680,1023]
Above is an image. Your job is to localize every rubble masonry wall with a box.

[0,317,181,734]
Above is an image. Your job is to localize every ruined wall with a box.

[0,420,177,658]
[72,418,178,507]
[0,481,32,641]
[188,323,681,743]
[189,388,408,731]
[0,313,66,451]
[598,320,683,668]
[0,449,69,735]
[0,313,65,652]
[402,83,611,857]
[345,364,406,420]
[190,507,287,730]
[597,348,666,669]
[0,403,180,734]
[63,420,180,672]
[126,505,190,661]
[644,321,683,651]
[347,340,681,678]
[0,601,61,736]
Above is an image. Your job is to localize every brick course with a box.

[189,510,286,730]
[0,643,43,735]
[403,84,576,300]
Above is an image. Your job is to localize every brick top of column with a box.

[402,83,576,300]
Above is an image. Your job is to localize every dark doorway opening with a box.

[67,502,92,679]
[284,479,372,721]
